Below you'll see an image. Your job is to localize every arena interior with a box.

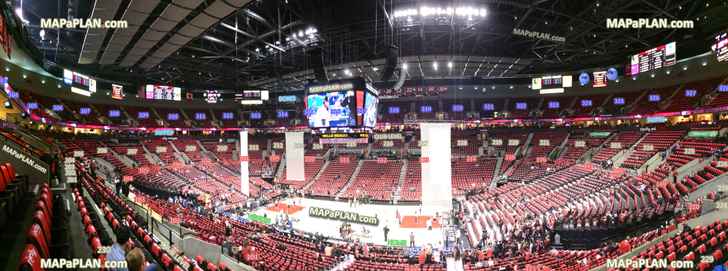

[2,0,728,270]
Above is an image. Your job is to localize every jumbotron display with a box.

[712,32,728,62]
[626,41,676,75]
[304,78,378,128]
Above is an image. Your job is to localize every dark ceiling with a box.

[15,0,728,92]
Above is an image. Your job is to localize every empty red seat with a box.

[18,244,42,271]
[26,224,49,258]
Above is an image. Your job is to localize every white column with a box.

[285,131,305,181]
[239,130,250,196]
[420,123,453,214]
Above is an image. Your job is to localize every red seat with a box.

[150,243,161,258]
[18,244,42,271]
[713,249,724,261]
[26,224,49,258]
[90,237,102,254]
[160,253,172,268]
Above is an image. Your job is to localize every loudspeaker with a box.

[310,47,328,82]
[381,44,399,82]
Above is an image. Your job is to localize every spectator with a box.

[410,232,415,248]
[125,248,145,271]
[107,227,132,271]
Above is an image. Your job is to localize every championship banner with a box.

[508,139,520,146]
[249,144,259,151]
[127,148,138,155]
[457,140,468,147]
[216,145,228,152]
[642,144,653,151]
[684,148,695,155]
[505,154,516,161]
[308,206,379,226]
[96,147,108,154]
[466,155,477,162]
[575,140,586,148]
[610,142,622,149]
[73,150,84,157]
[491,139,503,146]
[339,156,350,164]
[156,146,167,153]
[185,145,197,152]
[539,139,550,146]
[304,156,316,163]
[377,157,388,164]
[536,156,547,163]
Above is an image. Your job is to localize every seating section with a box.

[677,154,728,195]
[592,131,642,163]
[278,158,325,189]
[622,130,685,169]
[452,158,497,195]
[634,219,728,271]
[399,159,422,202]
[342,160,402,201]
[308,155,358,197]
[560,133,607,162]
[667,139,725,168]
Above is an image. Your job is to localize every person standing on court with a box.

[383,225,390,242]
[410,232,415,248]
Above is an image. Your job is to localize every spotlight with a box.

[447,62,453,68]
[3,100,11,109]
[402,63,408,70]
[433,62,438,70]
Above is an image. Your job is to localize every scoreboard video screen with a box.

[64,69,97,96]
[305,78,378,128]
[626,42,676,76]
[143,85,182,101]
[531,75,572,94]
[712,32,728,62]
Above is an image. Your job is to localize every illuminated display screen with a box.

[712,32,728,62]
[305,91,355,127]
[482,103,494,111]
[52,104,64,112]
[420,105,433,113]
[203,90,222,103]
[138,111,149,119]
[648,94,661,102]
[277,111,289,119]
[27,102,38,110]
[685,89,697,97]
[720,85,728,93]
[451,104,464,112]
[581,99,592,107]
[222,112,234,120]
[194,112,206,120]
[79,107,91,115]
[626,42,676,75]
[388,106,400,114]
[515,102,527,110]
[144,85,182,101]
[614,97,625,105]
[548,101,560,109]
[63,69,97,95]
[111,84,124,100]
[278,95,297,103]
[108,110,120,118]
[363,91,378,127]
[167,113,179,121]
[250,112,262,120]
